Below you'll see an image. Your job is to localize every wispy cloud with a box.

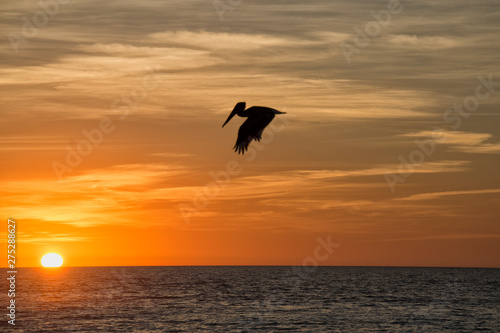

[387,34,463,49]
[175,161,470,207]
[403,130,500,154]
[397,189,500,201]
[18,233,89,244]
[364,233,500,242]
[0,44,217,86]
[149,30,310,50]
[148,152,194,158]
[0,163,187,227]
[0,135,71,151]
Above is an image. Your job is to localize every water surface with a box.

[6,266,500,332]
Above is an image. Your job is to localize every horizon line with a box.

[4,264,500,269]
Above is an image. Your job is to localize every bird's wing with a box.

[233,117,257,154]
[233,112,275,154]
[254,113,275,142]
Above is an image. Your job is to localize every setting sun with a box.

[41,253,64,268]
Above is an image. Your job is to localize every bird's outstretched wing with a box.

[233,112,275,154]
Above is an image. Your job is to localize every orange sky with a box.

[1,0,499,268]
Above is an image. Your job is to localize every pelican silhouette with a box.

[222,102,286,154]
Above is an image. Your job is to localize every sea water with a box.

[4,266,500,332]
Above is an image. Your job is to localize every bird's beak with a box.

[222,102,245,127]
[222,110,237,128]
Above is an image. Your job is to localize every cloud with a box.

[387,34,463,49]
[78,43,211,59]
[292,161,470,178]
[19,233,89,244]
[364,233,500,242]
[148,30,309,51]
[0,163,187,227]
[403,130,500,154]
[0,135,70,151]
[0,43,218,86]
[397,189,500,201]
[176,161,470,205]
[261,198,374,211]
[148,152,194,158]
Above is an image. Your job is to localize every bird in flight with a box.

[222,102,286,154]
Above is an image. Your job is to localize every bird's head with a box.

[222,102,246,127]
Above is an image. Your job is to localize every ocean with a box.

[5,266,500,332]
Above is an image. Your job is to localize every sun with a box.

[41,253,63,267]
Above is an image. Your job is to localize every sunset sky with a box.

[1,0,499,267]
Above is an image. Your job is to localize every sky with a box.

[1,0,499,267]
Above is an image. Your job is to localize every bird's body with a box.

[222,102,286,154]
